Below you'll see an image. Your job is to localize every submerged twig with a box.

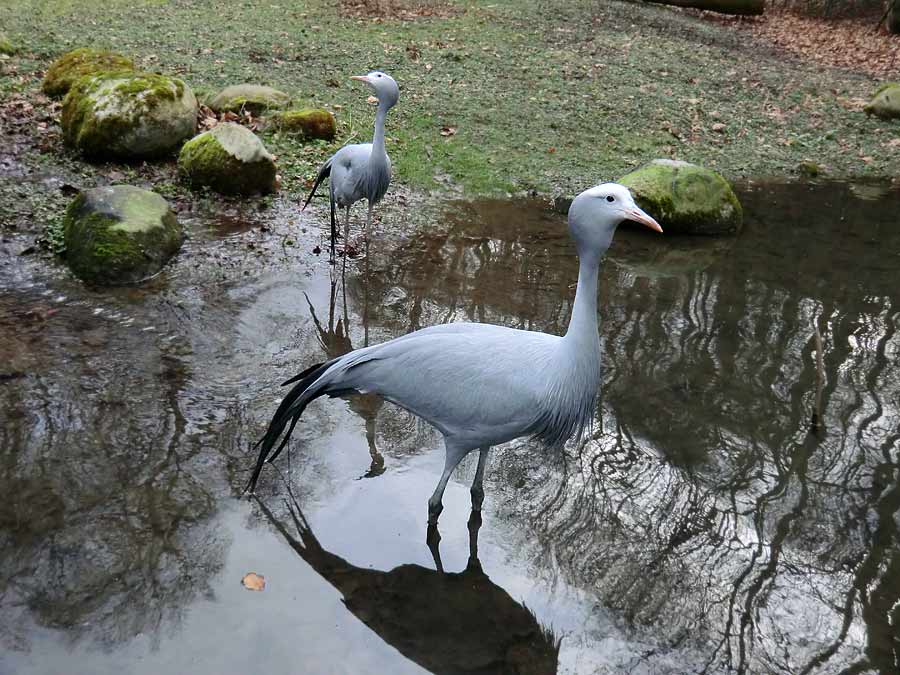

[809,319,825,435]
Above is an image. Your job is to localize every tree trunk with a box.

[643,0,764,15]
[888,0,900,35]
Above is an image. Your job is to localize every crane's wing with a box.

[329,143,373,207]
[246,323,562,492]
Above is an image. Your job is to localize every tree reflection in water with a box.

[1,179,898,673]
[0,296,224,650]
[349,181,900,673]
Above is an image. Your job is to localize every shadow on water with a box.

[255,489,560,675]
[1,180,900,673]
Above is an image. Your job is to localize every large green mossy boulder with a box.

[864,83,900,120]
[618,159,742,235]
[63,185,183,285]
[270,108,336,140]
[0,36,15,56]
[42,48,134,97]
[177,123,277,195]
[208,84,291,115]
[61,71,198,159]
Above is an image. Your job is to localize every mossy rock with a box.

[208,84,291,115]
[63,185,183,285]
[863,83,900,120]
[177,123,277,195]
[42,48,134,97]
[0,35,15,56]
[270,108,336,140]
[61,71,198,159]
[618,159,742,235]
[798,160,822,178]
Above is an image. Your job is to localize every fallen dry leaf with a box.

[241,572,266,591]
[439,126,456,137]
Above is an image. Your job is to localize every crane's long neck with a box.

[564,250,601,350]
[371,102,390,164]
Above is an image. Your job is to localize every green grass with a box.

[1,0,896,202]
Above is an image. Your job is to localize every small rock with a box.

[208,84,291,115]
[178,123,277,195]
[63,185,183,285]
[798,160,822,178]
[618,159,742,235]
[41,47,134,97]
[863,83,900,120]
[269,108,336,140]
[61,71,198,159]
[0,35,15,56]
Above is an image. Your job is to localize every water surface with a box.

[1,180,899,674]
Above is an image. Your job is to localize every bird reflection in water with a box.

[256,492,560,675]
[304,248,385,478]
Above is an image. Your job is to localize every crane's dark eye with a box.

[376,74,383,78]
[606,195,615,202]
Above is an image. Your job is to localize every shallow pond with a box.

[1,180,899,674]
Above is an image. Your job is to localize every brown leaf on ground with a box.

[241,572,266,591]
[439,125,457,136]
[711,9,900,79]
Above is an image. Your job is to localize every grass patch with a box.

[1,0,896,201]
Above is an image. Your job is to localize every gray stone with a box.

[208,84,291,115]
[41,47,134,97]
[864,83,900,120]
[618,159,742,235]
[63,185,183,285]
[61,71,198,159]
[177,123,277,195]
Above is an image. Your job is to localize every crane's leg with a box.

[343,206,351,250]
[427,440,469,525]
[470,447,490,512]
[340,206,352,271]
[365,201,373,239]
[466,506,483,572]
[329,195,337,263]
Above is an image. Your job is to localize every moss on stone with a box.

[0,35,15,56]
[63,186,183,285]
[178,124,276,195]
[61,71,197,159]
[270,108,336,140]
[798,160,822,178]
[873,82,900,97]
[208,84,291,115]
[42,47,134,97]
[864,84,900,120]
[619,159,742,235]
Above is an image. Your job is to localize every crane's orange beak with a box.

[625,207,663,233]
[350,75,372,84]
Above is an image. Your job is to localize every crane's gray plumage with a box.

[248,183,662,523]
[303,71,399,260]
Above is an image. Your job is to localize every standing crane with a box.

[247,183,662,525]
[302,71,399,261]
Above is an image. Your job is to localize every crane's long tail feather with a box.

[301,157,336,260]
[245,359,335,494]
[302,158,333,211]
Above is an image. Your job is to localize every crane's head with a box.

[350,71,399,108]
[567,183,662,257]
